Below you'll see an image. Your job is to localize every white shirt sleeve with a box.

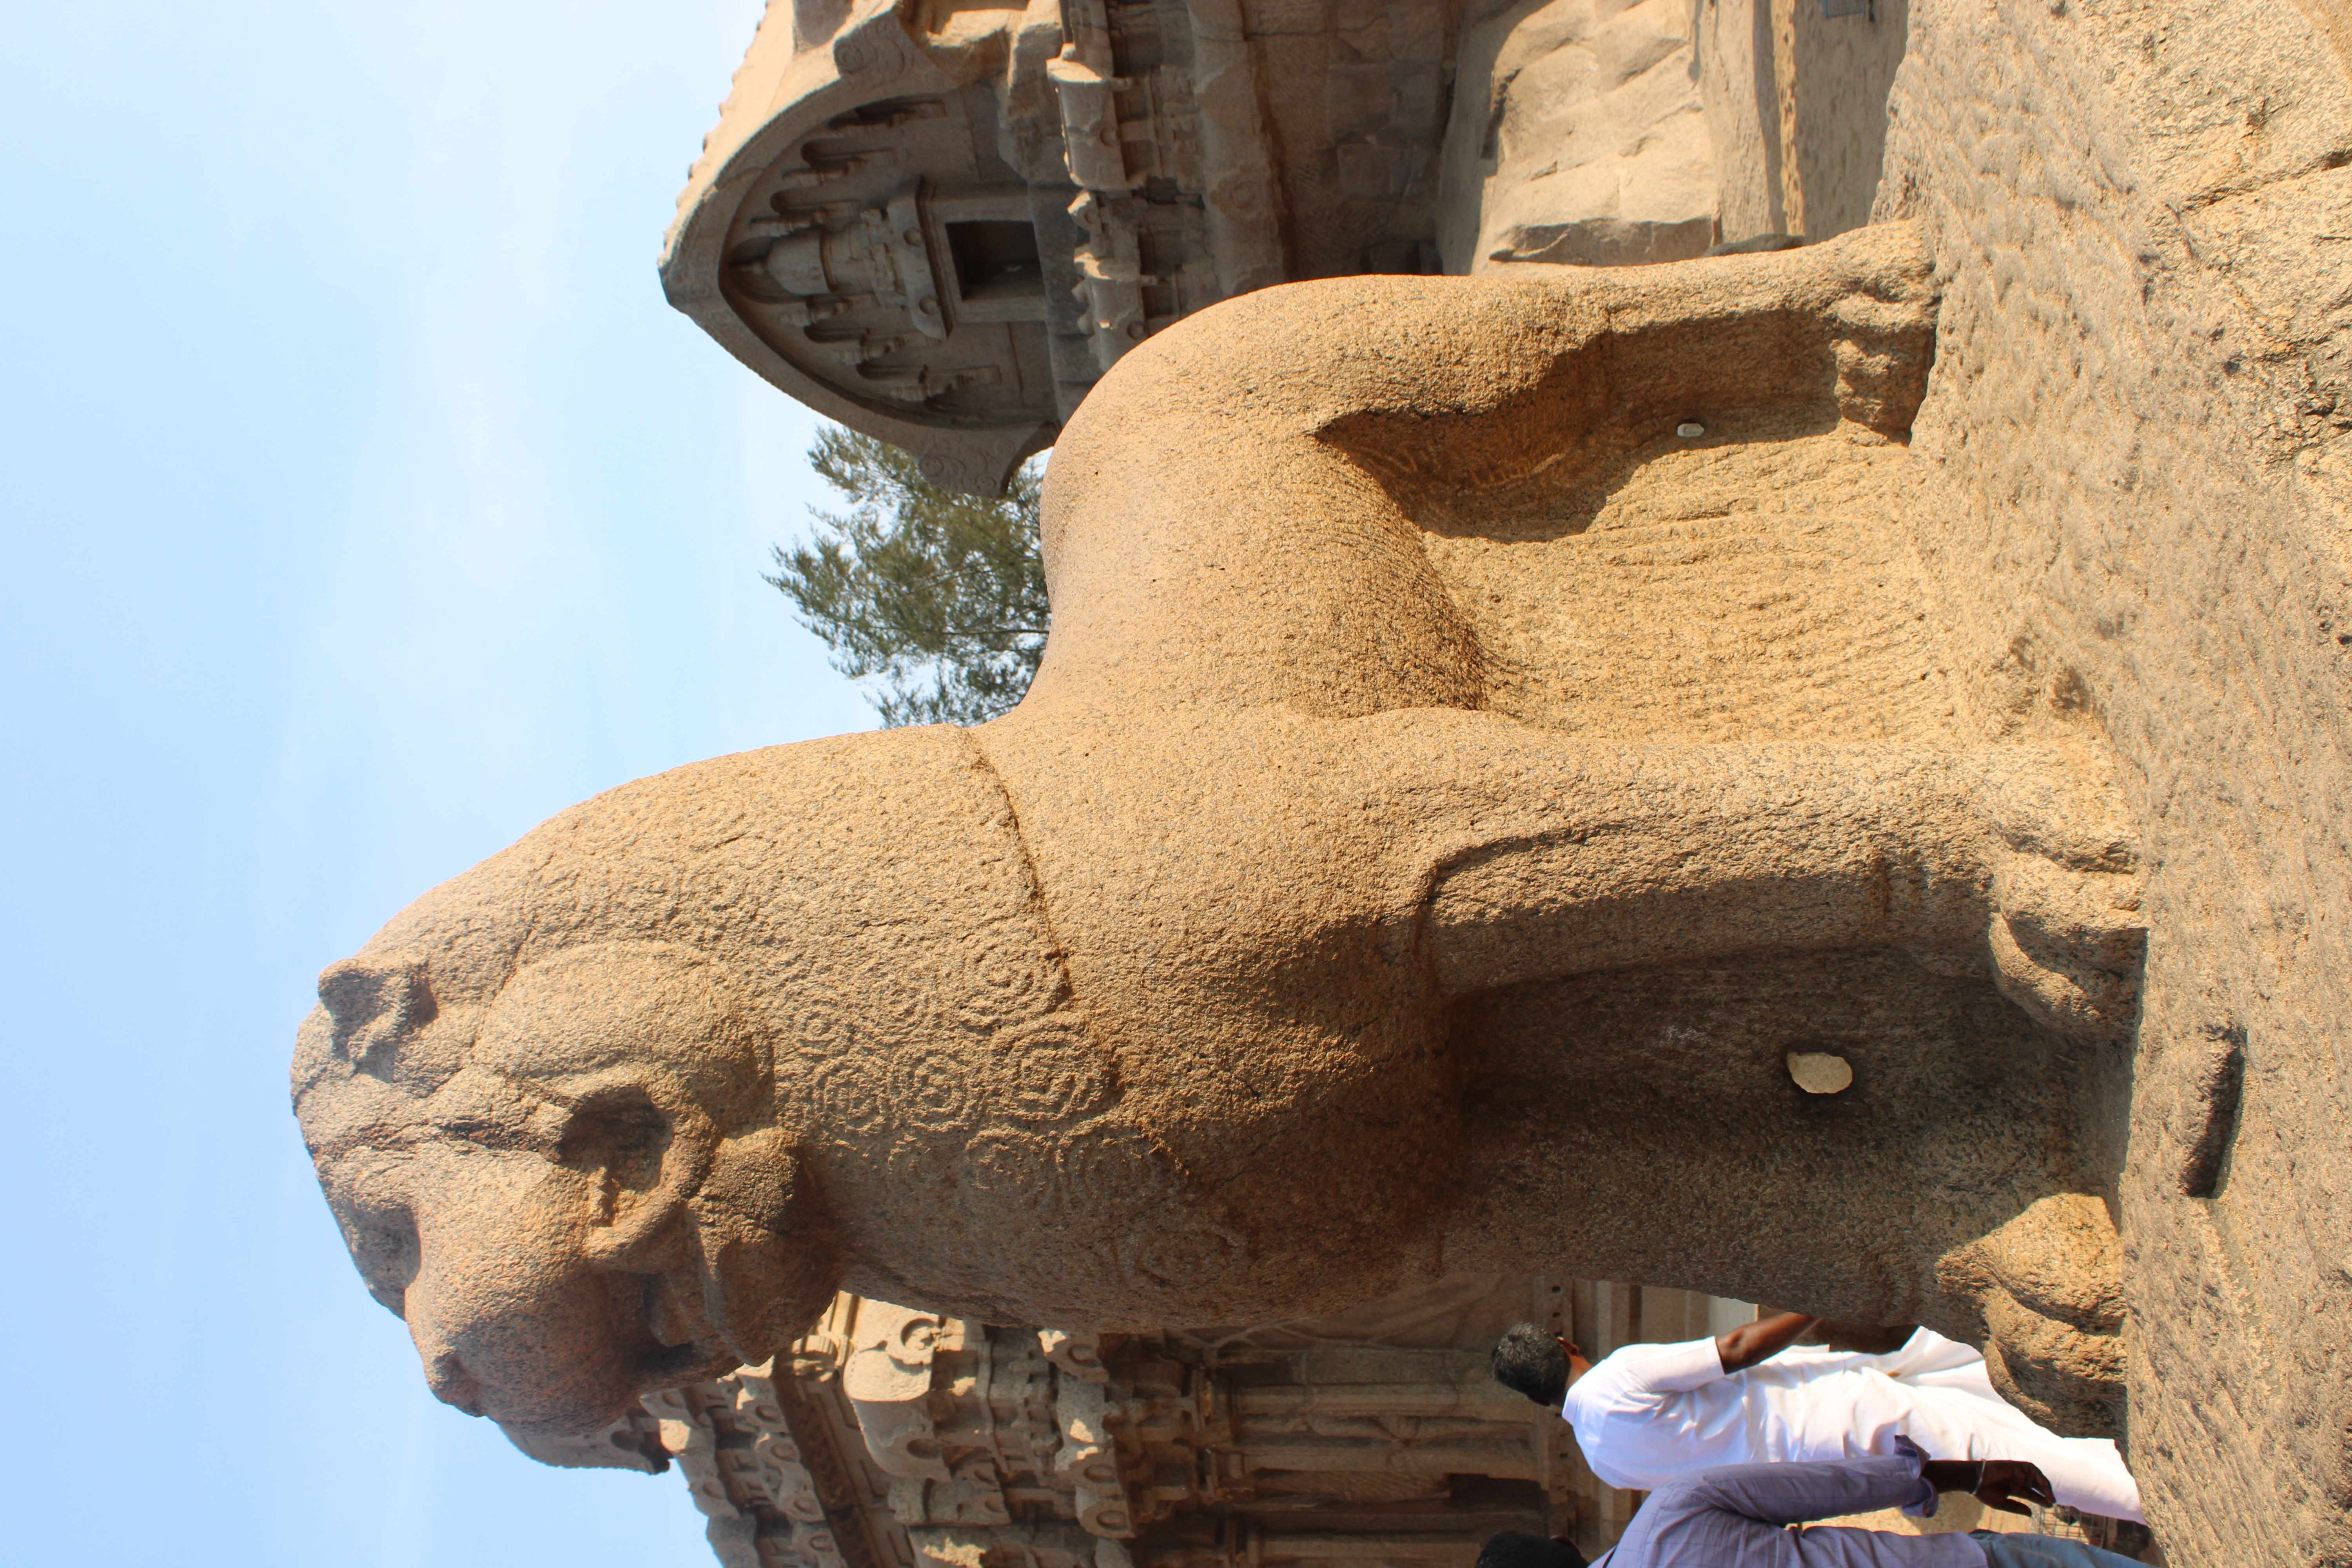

[1594,1336,1728,1397]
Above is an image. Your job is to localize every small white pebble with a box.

[1787,1051,1854,1094]
[1676,421,1706,438]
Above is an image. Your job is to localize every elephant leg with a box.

[1325,707,2136,1015]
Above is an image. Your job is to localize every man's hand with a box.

[1922,1458,2056,1516]
[1714,1312,1824,1374]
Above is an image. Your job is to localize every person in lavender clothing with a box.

[1489,1314,2143,1524]
[1476,1444,2148,1567]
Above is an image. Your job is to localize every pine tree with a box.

[768,426,1049,727]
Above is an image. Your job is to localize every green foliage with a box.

[768,426,1049,727]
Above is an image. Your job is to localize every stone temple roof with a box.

[660,0,1466,496]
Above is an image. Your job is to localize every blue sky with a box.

[0,3,880,1561]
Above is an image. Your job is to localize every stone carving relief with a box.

[841,1299,954,1481]
[535,1277,1641,1564]
[639,1371,851,1568]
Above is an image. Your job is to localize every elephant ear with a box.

[317,958,435,1072]
[686,1126,842,1365]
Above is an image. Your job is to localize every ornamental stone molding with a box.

[529,1278,1709,1564]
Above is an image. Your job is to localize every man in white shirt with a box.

[1490,1313,2143,1524]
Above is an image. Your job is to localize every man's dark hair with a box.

[1477,1531,1588,1568]
[1491,1321,1572,1407]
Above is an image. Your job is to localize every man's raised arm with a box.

[1714,1311,1824,1374]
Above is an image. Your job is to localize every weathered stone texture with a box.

[1437,0,1720,271]
[1776,0,1913,244]
[1412,411,1964,744]
[1875,1,2352,1559]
